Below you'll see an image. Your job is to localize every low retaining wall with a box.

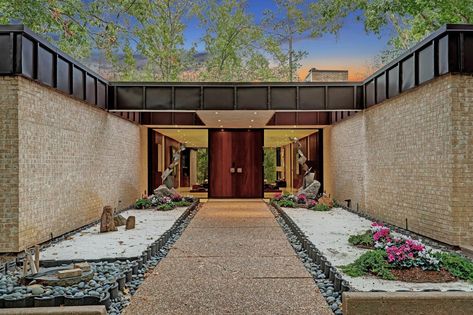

[342,292,473,315]
[0,305,106,315]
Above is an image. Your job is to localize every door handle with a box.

[230,168,235,173]
[237,168,242,173]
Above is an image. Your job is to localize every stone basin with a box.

[23,265,94,286]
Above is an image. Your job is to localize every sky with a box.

[180,1,393,81]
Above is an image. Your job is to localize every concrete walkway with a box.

[124,201,331,315]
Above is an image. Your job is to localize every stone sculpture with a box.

[100,206,117,233]
[154,144,186,197]
[290,137,321,198]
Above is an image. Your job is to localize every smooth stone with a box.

[29,285,44,296]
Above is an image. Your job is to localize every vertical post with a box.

[34,245,40,271]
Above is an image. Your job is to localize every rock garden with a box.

[272,199,473,292]
[0,192,199,314]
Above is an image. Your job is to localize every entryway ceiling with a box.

[196,110,275,128]
[155,128,318,149]
[155,129,208,148]
[264,129,317,148]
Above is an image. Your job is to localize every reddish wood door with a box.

[209,129,263,198]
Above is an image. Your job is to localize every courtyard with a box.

[1,1,473,314]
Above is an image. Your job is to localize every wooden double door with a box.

[208,129,263,198]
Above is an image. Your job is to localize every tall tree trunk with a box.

[288,36,293,82]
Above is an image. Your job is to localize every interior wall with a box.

[2,77,148,252]
[324,74,473,247]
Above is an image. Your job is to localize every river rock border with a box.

[269,202,350,315]
[0,201,200,314]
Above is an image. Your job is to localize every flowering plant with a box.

[371,222,392,248]
[273,192,283,201]
[149,195,173,206]
[170,193,182,202]
[297,194,307,204]
[369,222,440,270]
[307,199,317,209]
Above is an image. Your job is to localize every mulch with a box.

[391,267,457,283]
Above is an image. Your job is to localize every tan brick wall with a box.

[450,76,473,246]
[309,71,348,82]
[0,77,148,252]
[324,74,473,247]
[323,113,366,209]
[0,77,20,251]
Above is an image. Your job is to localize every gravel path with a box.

[123,201,332,315]
[41,208,188,261]
[284,207,473,292]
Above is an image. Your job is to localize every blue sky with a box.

[180,1,392,80]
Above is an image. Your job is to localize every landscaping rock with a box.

[100,205,117,233]
[114,214,127,226]
[28,284,44,296]
[317,194,333,208]
[126,216,136,230]
[298,179,321,198]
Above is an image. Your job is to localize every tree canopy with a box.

[1,0,472,80]
[311,0,473,64]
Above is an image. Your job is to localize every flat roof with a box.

[1,24,473,114]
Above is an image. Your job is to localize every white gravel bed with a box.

[41,207,187,261]
[283,207,473,292]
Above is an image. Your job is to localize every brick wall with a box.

[0,77,148,252]
[0,77,20,251]
[307,70,348,82]
[324,74,473,247]
[450,76,473,246]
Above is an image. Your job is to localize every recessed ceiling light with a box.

[218,119,221,122]
[250,119,254,122]
[249,125,252,128]
[220,125,223,128]
[215,112,219,114]
[254,112,257,115]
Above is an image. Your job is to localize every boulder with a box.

[318,194,334,208]
[298,180,321,199]
[100,205,117,233]
[114,214,127,226]
[125,216,136,230]
[153,185,174,198]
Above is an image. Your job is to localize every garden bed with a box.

[41,207,189,261]
[0,202,199,314]
[280,206,473,292]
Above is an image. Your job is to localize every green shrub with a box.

[340,249,395,280]
[313,203,330,211]
[173,200,192,207]
[434,252,473,281]
[277,200,296,208]
[135,198,151,209]
[348,230,374,248]
[156,203,176,211]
